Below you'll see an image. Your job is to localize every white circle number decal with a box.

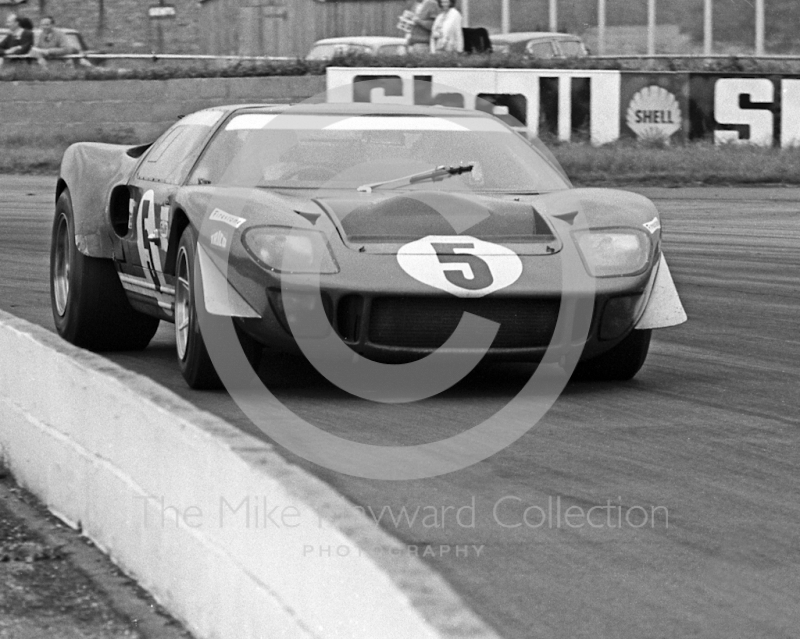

[397,236,523,298]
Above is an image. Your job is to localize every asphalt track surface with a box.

[1,175,798,639]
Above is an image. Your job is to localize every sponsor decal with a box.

[643,217,661,234]
[397,236,523,298]
[210,230,228,249]
[209,208,246,229]
[626,85,681,140]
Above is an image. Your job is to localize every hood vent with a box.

[317,192,554,244]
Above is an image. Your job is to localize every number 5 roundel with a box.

[397,236,523,298]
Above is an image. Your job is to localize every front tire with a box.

[174,225,223,389]
[575,329,652,381]
[50,189,159,351]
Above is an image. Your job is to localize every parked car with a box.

[490,32,588,58]
[50,102,686,389]
[306,36,407,60]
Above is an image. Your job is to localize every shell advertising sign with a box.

[619,74,688,143]
[626,85,682,141]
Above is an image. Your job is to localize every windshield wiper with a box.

[356,163,474,193]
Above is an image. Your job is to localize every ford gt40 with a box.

[50,102,686,389]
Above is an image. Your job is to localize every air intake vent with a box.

[368,297,560,349]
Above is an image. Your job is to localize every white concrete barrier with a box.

[0,310,499,639]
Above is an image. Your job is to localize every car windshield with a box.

[190,113,569,193]
[306,43,371,60]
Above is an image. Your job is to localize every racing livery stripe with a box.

[118,273,174,312]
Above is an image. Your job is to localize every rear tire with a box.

[50,189,159,351]
[575,329,652,381]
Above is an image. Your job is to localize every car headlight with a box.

[242,226,339,274]
[573,228,652,277]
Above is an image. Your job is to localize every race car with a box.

[50,102,686,389]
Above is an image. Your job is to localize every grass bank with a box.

[553,140,800,186]
[4,133,800,187]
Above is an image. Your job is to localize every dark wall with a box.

[199,0,408,58]
[1,0,203,53]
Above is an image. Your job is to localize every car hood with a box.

[177,186,660,255]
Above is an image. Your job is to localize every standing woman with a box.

[430,0,464,53]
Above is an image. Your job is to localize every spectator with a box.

[405,0,438,55]
[0,13,34,66]
[30,15,75,66]
[431,0,464,53]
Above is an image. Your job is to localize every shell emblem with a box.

[626,85,682,141]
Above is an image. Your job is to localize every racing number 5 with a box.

[431,242,493,290]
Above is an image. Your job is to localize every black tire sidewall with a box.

[49,189,159,351]
[50,192,82,342]
[176,225,221,389]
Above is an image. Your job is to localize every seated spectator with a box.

[30,16,75,66]
[0,13,34,66]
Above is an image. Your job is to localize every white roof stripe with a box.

[224,113,513,133]
[324,116,469,131]
[178,109,225,127]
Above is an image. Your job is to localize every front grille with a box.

[368,297,561,349]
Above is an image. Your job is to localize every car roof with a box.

[311,36,406,47]
[491,31,582,44]
[217,102,499,120]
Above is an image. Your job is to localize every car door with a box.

[120,111,223,313]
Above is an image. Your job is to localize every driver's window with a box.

[137,124,209,184]
[190,128,300,186]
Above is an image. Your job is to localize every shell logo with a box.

[626,85,682,140]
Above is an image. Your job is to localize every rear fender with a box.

[59,143,139,258]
